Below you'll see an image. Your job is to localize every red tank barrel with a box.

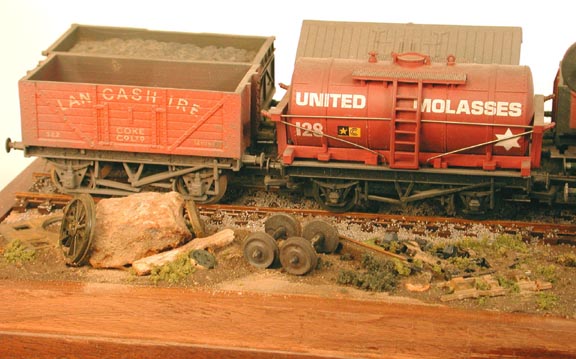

[278,53,535,171]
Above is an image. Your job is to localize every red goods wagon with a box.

[19,54,252,159]
[9,25,276,202]
[270,53,550,176]
[41,24,276,137]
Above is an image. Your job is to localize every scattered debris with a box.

[0,214,60,248]
[438,275,507,302]
[556,253,576,267]
[516,276,553,292]
[190,249,217,269]
[132,229,235,276]
[437,274,553,302]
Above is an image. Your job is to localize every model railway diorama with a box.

[2,21,576,358]
[5,21,576,216]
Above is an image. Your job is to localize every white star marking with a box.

[495,128,521,151]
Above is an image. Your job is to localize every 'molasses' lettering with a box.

[420,99,522,117]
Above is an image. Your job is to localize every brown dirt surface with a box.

[1,201,576,358]
[0,207,575,319]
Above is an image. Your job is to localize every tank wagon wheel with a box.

[59,194,96,267]
[242,213,301,269]
[302,219,340,254]
[312,181,358,213]
[243,232,279,269]
[174,173,228,204]
[279,237,318,276]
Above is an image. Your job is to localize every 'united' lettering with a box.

[295,92,366,109]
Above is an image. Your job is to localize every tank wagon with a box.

[6,21,576,215]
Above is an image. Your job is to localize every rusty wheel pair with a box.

[242,213,339,275]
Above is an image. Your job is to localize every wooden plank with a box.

[0,279,575,359]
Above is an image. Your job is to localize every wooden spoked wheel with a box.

[59,194,96,266]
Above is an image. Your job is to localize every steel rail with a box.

[9,190,576,246]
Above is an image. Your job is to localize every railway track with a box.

[9,189,576,246]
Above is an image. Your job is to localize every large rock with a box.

[89,192,192,268]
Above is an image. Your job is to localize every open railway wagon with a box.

[264,20,576,214]
[7,24,275,203]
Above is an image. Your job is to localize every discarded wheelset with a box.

[242,214,340,276]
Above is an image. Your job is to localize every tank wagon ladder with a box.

[389,79,423,169]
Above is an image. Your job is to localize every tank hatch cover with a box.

[296,20,522,65]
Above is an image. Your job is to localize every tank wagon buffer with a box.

[262,21,576,214]
[6,24,276,203]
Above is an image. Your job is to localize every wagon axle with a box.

[242,214,340,275]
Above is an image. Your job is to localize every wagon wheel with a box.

[184,200,206,238]
[243,232,279,269]
[174,173,228,204]
[264,213,301,239]
[312,180,358,213]
[50,168,66,193]
[59,194,96,266]
[302,219,340,254]
[279,237,318,276]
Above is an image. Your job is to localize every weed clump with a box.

[557,253,576,267]
[536,264,558,283]
[149,253,196,285]
[337,254,404,292]
[536,292,559,311]
[456,233,527,256]
[3,240,36,264]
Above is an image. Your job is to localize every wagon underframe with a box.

[282,160,552,214]
[27,145,238,203]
